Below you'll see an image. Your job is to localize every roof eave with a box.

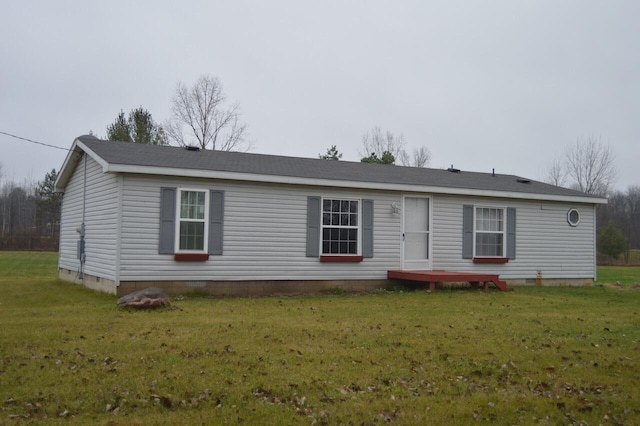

[107,163,607,204]
[54,139,82,192]
[54,138,111,192]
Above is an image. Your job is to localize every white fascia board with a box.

[106,163,607,205]
[76,140,111,171]
[55,139,115,192]
[54,139,82,192]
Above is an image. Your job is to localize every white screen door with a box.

[402,196,431,270]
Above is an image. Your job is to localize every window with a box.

[321,199,359,255]
[462,205,515,261]
[159,188,224,258]
[567,209,580,227]
[177,190,208,252]
[475,207,505,257]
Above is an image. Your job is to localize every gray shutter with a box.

[306,196,321,257]
[506,207,516,259]
[159,187,176,254]
[462,204,473,259]
[209,190,225,255]
[362,199,374,258]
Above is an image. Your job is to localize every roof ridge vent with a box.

[447,164,460,173]
[185,145,201,152]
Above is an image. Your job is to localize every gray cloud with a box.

[1,1,638,190]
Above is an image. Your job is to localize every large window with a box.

[475,207,505,257]
[178,190,208,252]
[322,199,359,255]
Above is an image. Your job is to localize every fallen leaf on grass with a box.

[148,394,173,408]
[380,408,399,422]
[8,414,30,420]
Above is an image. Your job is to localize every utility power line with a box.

[0,131,69,151]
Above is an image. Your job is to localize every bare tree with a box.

[166,75,249,151]
[359,127,431,167]
[359,127,405,164]
[543,157,567,187]
[565,136,617,196]
[398,145,431,168]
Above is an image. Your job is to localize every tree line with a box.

[0,168,60,250]
[596,186,640,264]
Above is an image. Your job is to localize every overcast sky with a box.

[1,1,638,191]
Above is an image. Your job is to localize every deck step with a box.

[491,280,512,292]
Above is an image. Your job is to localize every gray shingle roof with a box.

[74,136,602,201]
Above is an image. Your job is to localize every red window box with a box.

[473,257,509,264]
[174,253,210,261]
[319,255,364,263]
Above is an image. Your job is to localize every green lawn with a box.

[1,252,639,425]
[597,266,640,285]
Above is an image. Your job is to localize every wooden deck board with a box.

[387,270,511,291]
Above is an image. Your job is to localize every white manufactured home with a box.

[55,135,606,296]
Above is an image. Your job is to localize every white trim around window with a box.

[320,198,361,256]
[473,206,506,258]
[175,188,210,253]
[567,208,580,227]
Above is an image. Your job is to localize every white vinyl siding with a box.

[116,176,596,283]
[118,176,401,281]
[433,195,596,280]
[58,160,84,272]
[58,155,119,280]
[60,158,597,285]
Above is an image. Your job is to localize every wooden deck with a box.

[387,270,511,292]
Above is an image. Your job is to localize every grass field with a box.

[1,252,639,425]
[598,266,640,285]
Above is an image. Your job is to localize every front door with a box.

[402,196,431,270]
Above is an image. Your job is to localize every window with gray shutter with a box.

[160,187,225,257]
[506,207,516,259]
[209,190,224,255]
[362,199,374,258]
[159,187,176,254]
[463,204,516,260]
[306,196,321,257]
[307,196,371,259]
[462,204,473,259]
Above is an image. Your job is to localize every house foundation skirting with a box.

[117,278,395,297]
[59,269,396,297]
[58,268,118,295]
[59,268,595,297]
[522,277,594,287]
